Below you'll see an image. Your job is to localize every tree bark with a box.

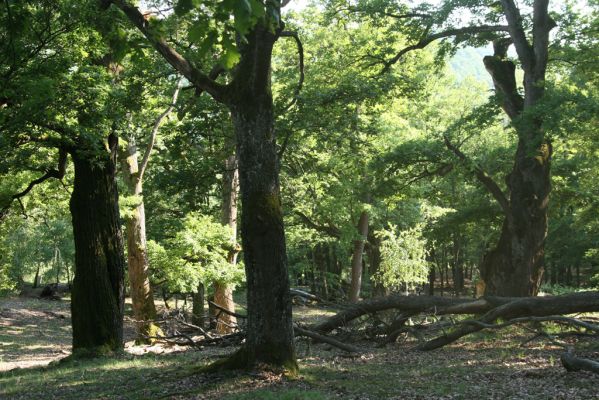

[349,211,369,302]
[69,136,125,353]
[224,24,296,370]
[120,137,159,340]
[214,148,239,334]
[108,0,297,371]
[475,2,554,297]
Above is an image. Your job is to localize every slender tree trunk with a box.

[69,136,125,353]
[367,234,385,297]
[224,24,296,370]
[349,211,369,303]
[192,283,205,327]
[54,247,60,285]
[33,263,41,289]
[214,149,239,334]
[120,138,159,340]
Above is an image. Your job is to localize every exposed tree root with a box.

[561,351,599,374]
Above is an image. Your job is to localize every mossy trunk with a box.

[479,139,550,296]
[69,137,125,353]
[120,138,159,341]
[480,48,551,297]
[225,24,296,370]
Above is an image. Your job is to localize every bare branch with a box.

[382,25,509,73]
[138,77,184,181]
[443,135,511,219]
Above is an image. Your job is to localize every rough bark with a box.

[214,149,239,334]
[110,0,297,371]
[474,1,554,297]
[349,211,369,303]
[69,136,125,353]
[223,24,296,370]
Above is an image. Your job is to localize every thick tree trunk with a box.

[349,211,369,303]
[478,5,553,296]
[69,137,125,353]
[223,25,296,370]
[120,138,159,340]
[481,54,551,296]
[214,149,239,334]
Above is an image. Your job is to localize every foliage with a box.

[148,213,244,293]
[373,224,429,291]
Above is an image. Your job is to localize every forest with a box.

[0,0,598,399]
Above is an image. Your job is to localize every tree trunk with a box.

[478,3,554,296]
[224,24,296,370]
[120,137,159,340]
[69,136,125,353]
[33,263,41,289]
[367,235,385,297]
[349,211,369,303]
[213,148,239,334]
[192,282,205,327]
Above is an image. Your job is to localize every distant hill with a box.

[448,47,493,86]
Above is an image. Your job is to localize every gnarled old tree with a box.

[106,0,302,370]
[374,0,556,296]
[1,0,125,353]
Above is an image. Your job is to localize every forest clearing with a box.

[1,0,598,398]
[2,295,598,399]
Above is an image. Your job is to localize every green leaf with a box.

[188,23,206,43]
[220,35,241,69]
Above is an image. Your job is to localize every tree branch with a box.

[483,39,524,120]
[0,148,68,220]
[499,0,535,73]
[106,0,228,103]
[382,25,509,73]
[278,30,305,113]
[532,0,555,79]
[138,77,183,181]
[443,135,511,218]
[294,211,341,238]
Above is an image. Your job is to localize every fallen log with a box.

[418,291,599,351]
[294,326,361,353]
[311,295,513,334]
[561,350,599,374]
[290,288,322,302]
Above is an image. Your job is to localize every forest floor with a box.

[1,296,598,399]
